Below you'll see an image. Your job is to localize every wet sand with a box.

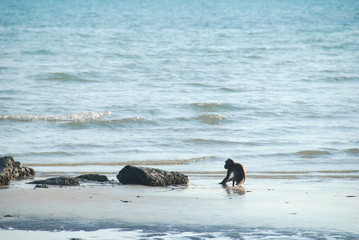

[0,177,358,239]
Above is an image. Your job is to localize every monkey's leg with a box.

[226,177,233,183]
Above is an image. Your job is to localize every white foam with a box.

[0,111,112,122]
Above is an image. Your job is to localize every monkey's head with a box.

[224,158,235,169]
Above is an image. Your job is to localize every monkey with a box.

[219,158,246,186]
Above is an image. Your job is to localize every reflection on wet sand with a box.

[222,184,246,196]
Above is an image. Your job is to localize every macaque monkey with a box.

[219,158,246,186]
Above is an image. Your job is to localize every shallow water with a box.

[1,0,358,177]
[1,0,358,238]
[1,225,358,240]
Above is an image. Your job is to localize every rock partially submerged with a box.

[76,174,109,182]
[29,174,108,187]
[29,177,80,186]
[0,156,35,186]
[117,165,188,186]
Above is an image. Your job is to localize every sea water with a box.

[1,0,358,238]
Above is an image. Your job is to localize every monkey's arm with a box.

[219,171,232,184]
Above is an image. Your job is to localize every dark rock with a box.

[3,214,19,218]
[0,156,35,186]
[29,177,80,186]
[76,174,109,182]
[34,184,49,188]
[117,165,188,186]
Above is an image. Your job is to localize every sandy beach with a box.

[1,175,358,239]
[1,0,358,238]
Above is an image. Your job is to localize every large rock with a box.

[0,156,35,186]
[117,165,188,186]
[29,177,80,186]
[76,174,109,182]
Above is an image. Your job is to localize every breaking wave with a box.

[0,111,112,122]
[194,114,226,125]
[61,116,156,129]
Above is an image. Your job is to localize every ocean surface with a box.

[1,0,358,239]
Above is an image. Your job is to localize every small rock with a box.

[34,184,49,189]
[76,174,109,182]
[29,177,80,186]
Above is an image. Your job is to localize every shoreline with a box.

[1,176,358,239]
